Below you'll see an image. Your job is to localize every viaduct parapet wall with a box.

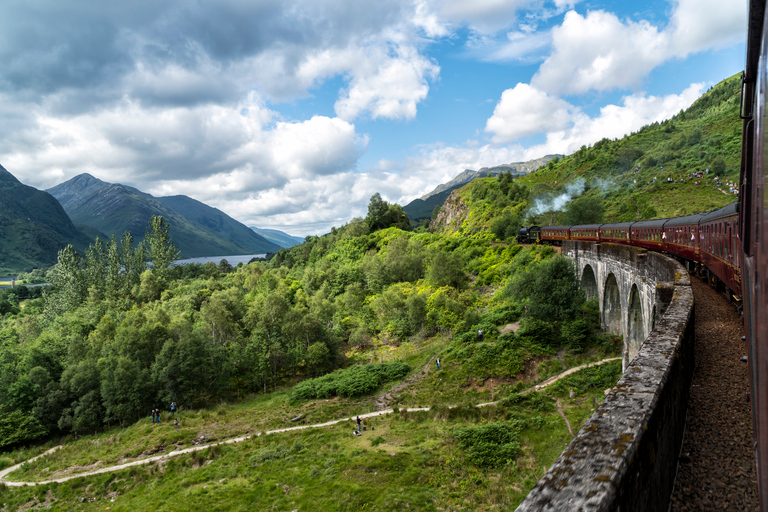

[516,241,695,512]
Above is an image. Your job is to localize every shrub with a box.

[454,421,524,468]
[517,317,557,348]
[370,436,386,447]
[560,318,592,352]
[289,362,410,403]
[250,443,290,464]
[551,360,622,397]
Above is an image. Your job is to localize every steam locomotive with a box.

[534,0,768,504]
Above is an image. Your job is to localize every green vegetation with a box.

[0,181,621,509]
[1,71,737,509]
[289,362,411,401]
[2,62,739,512]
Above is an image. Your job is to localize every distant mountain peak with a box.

[419,155,560,201]
[68,173,105,188]
[47,175,280,258]
[0,164,21,184]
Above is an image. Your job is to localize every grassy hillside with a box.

[522,74,741,223]
[430,74,741,239]
[0,72,744,511]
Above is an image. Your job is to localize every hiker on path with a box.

[151,409,156,423]
[436,357,441,370]
[170,402,177,415]
[356,416,361,435]
[156,409,161,424]
[478,329,483,342]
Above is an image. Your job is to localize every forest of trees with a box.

[0,190,604,449]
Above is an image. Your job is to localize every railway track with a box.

[670,277,759,511]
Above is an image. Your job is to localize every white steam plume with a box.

[529,178,586,215]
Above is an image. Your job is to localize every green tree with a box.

[145,216,179,280]
[427,251,468,289]
[365,193,411,232]
[46,245,86,317]
[562,195,605,225]
[711,155,726,174]
[508,255,584,322]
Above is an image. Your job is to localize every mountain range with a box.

[46,174,281,259]
[249,227,304,248]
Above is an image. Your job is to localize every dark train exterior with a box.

[742,0,767,508]
[516,225,541,244]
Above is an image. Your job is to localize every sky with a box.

[0,0,747,237]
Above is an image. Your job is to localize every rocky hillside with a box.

[429,190,470,234]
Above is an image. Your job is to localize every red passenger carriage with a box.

[569,224,601,243]
[630,218,667,251]
[598,222,633,245]
[699,203,741,296]
[540,226,571,245]
[661,213,704,262]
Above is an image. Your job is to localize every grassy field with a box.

[0,336,621,511]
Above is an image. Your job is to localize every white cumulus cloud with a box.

[485,83,573,143]
[532,10,669,94]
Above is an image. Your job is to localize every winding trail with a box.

[0,356,620,487]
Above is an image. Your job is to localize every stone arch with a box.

[626,284,645,365]
[581,264,598,301]
[602,273,622,335]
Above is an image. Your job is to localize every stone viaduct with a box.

[565,241,681,369]
[517,241,695,512]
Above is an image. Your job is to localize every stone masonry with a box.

[516,241,695,511]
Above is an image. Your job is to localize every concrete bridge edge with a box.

[516,242,694,512]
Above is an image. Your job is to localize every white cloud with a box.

[532,10,669,94]
[270,116,367,179]
[334,45,439,121]
[520,83,706,158]
[485,83,573,142]
[429,0,538,34]
[669,0,747,56]
[531,1,746,96]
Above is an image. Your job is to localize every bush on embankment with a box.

[289,362,410,403]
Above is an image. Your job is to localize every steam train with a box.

[536,201,741,299]
[529,1,768,504]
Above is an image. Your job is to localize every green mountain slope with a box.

[156,195,280,253]
[519,74,742,224]
[0,165,93,273]
[431,73,742,238]
[249,226,303,248]
[47,174,279,258]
